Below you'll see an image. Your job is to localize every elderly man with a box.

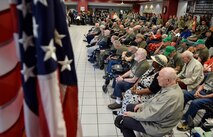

[103,40,128,78]
[130,33,147,49]
[177,39,188,53]
[87,29,110,59]
[114,67,184,137]
[164,46,184,73]
[194,39,209,65]
[177,50,204,91]
[108,48,150,109]
[85,23,101,43]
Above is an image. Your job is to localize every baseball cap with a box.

[163,46,176,56]
[194,39,205,45]
[163,37,172,42]
[181,39,188,43]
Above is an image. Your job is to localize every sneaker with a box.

[112,111,118,115]
[108,102,122,109]
[86,44,93,47]
[177,123,190,131]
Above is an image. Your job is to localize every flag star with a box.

[17,1,27,17]
[41,39,57,61]
[34,0,48,7]
[19,32,34,51]
[58,56,73,72]
[33,17,39,38]
[17,1,31,17]
[54,30,65,47]
[21,63,35,82]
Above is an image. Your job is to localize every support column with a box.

[77,0,88,12]
[133,4,140,13]
[162,0,178,23]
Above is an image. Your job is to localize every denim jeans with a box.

[182,90,213,123]
[106,59,121,75]
[113,80,134,98]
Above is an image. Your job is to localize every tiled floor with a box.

[69,25,188,137]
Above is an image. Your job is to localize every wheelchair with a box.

[102,60,132,93]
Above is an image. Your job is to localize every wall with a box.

[0,0,9,11]
[176,1,187,17]
[88,5,131,13]
[140,2,163,15]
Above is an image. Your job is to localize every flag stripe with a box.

[23,101,41,137]
[38,72,67,137]
[63,86,78,137]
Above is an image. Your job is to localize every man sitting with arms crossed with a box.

[114,67,184,137]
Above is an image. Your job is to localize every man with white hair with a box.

[177,50,204,91]
[85,23,101,43]
[87,29,110,59]
[108,48,150,109]
[114,67,184,137]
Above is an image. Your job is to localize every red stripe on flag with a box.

[63,86,78,137]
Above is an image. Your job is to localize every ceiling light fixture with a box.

[121,0,124,4]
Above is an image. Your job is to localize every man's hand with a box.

[123,111,131,116]
[131,89,139,95]
[194,90,202,98]
[116,75,123,82]
[134,104,141,112]
[131,89,136,94]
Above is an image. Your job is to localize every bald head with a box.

[158,67,177,88]
[104,30,110,36]
[95,23,99,27]
[128,46,138,54]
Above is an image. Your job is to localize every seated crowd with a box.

[83,12,213,137]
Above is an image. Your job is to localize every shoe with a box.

[102,84,108,93]
[83,39,87,42]
[88,58,95,63]
[112,111,118,115]
[108,102,122,109]
[86,44,93,47]
[110,94,116,99]
[100,65,104,70]
[177,123,190,131]
[102,75,107,79]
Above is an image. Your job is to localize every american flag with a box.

[16,0,79,137]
